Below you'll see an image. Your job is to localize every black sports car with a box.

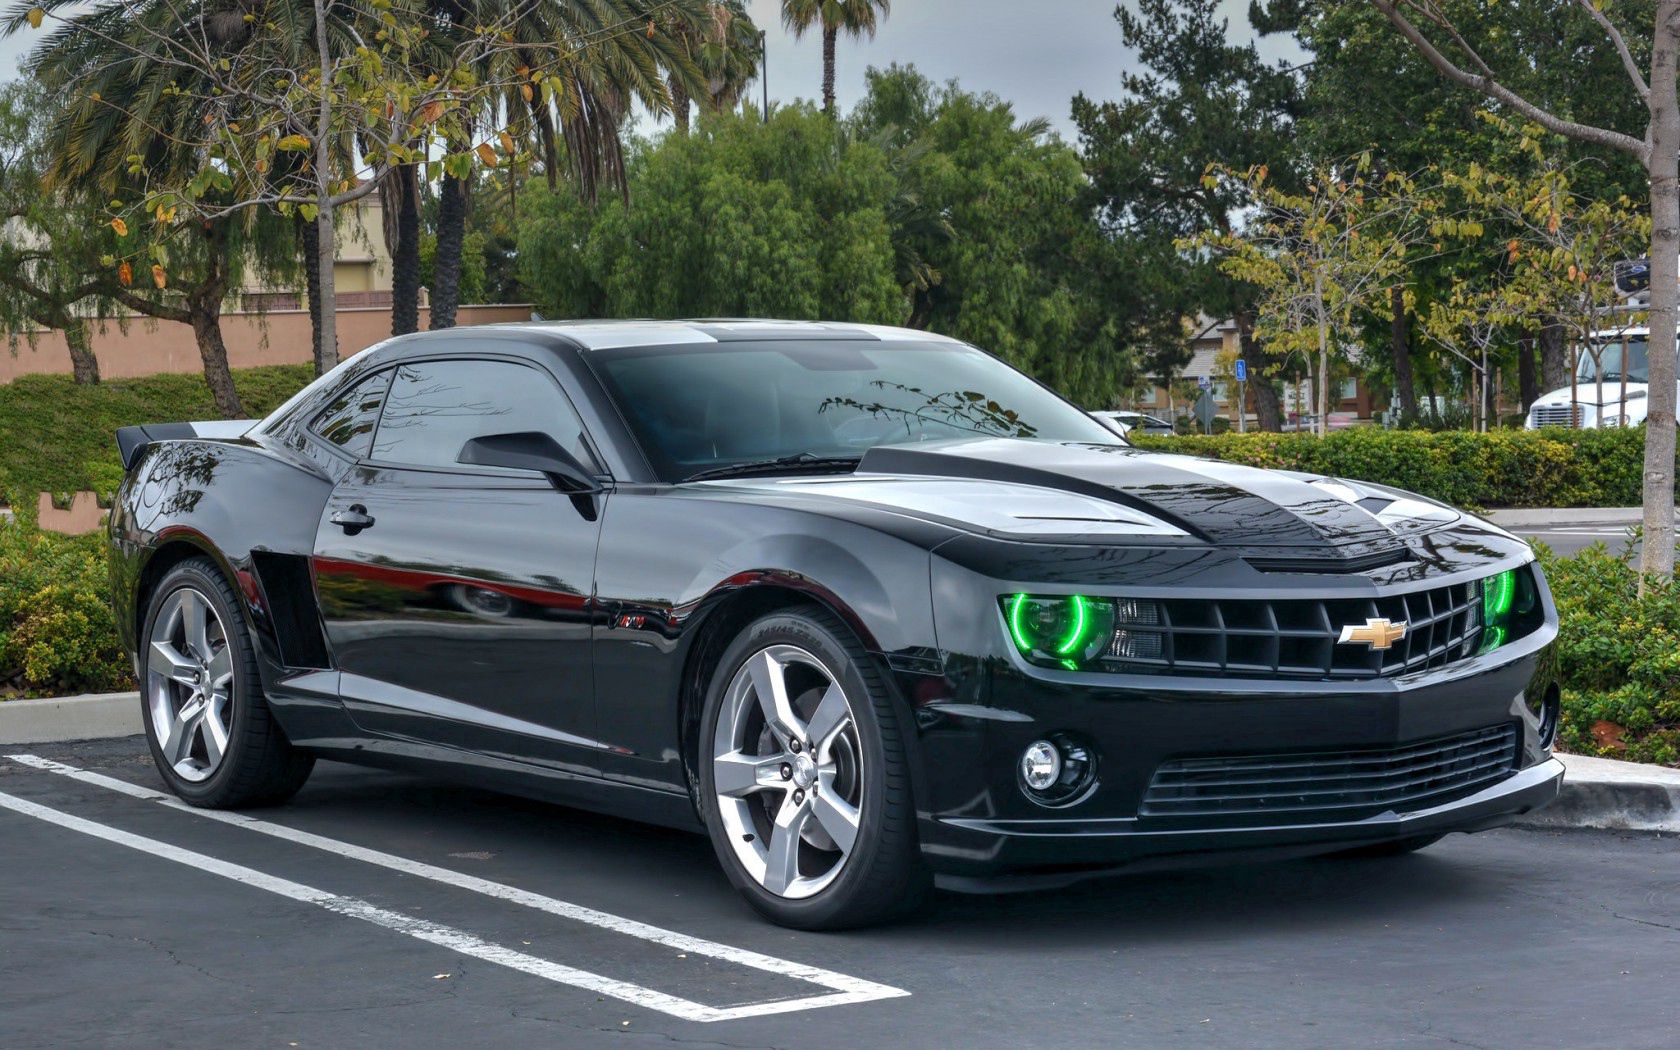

[109,320,1563,928]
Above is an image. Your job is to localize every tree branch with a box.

[1370,0,1648,159]
[1572,0,1650,101]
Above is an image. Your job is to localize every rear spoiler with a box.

[116,420,255,471]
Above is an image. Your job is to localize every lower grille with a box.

[1529,404,1581,428]
[1140,724,1519,821]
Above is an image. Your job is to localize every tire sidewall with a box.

[140,560,252,804]
[698,611,897,927]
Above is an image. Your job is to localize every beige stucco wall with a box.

[1,304,536,384]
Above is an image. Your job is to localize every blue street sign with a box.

[1234,358,1247,382]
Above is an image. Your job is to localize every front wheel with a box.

[698,607,927,929]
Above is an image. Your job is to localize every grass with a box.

[0,365,314,512]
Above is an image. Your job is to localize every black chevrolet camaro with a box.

[108,320,1563,928]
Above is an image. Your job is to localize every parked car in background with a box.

[1091,410,1175,437]
[1282,412,1357,433]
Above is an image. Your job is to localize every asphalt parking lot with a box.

[2,738,1677,1049]
[1516,522,1641,557]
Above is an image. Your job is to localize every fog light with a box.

[1020,740,1061,791]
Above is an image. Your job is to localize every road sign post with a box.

[1234,359,1247,434]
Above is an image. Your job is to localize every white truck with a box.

[1525,327,1663,429]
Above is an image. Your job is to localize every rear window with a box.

[309,370,391,459]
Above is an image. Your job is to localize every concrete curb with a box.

[1516,752,1680,834]
[0,692,141,745]
[1482,507,1642,528]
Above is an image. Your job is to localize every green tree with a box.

[781,0,891,115]
[1196,157,1432,436]
[1072,0,1302,429]
[0,80,120,385]
[1364,0,1678,582]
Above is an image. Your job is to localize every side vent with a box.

[250,551,332,669]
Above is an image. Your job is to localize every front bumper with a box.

[926,757,1563,891]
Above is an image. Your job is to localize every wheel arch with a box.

[674,575,918,814]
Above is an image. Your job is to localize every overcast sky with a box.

[0,2,1297,142]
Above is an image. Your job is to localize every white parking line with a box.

[5,754,907,1021]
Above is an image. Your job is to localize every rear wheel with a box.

[140,557,314,807]
[698,606,926,929]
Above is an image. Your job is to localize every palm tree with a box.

[666,2,762,134]
[10,0,320,413]
[780,0,890,116]
[424,0,717,328]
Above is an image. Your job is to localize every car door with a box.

[310,354,608,774]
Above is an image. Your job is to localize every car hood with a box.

[701,438,1459,565]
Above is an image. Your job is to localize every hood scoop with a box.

[860,439,1407,562]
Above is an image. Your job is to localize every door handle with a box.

[330,504,375,534]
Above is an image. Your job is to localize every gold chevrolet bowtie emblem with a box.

[1338,617,1408,651]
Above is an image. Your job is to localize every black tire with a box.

[697,605,928,929]
[1329,834,1444,859]
[139,557,315,807]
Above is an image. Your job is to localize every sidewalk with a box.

[1481,507,1641,528]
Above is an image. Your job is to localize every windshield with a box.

[1578,337,1650,384]
[589,338,1118,481]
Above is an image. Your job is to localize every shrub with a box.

[1540,543,1680,766]
[1129,426,1654,509]
[0,522,132,698]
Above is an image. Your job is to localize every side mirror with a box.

[458,431,603,495]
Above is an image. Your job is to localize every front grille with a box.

[1140,724,1519,821]
[1529,404,1581,428]
[1102,579,1484,679]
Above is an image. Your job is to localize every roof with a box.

[478,318,964,351]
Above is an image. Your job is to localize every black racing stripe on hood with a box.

[860,439,1403,557]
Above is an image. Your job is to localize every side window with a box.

[371,359,598,472]
[309,370,391,459]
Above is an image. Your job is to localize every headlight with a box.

[1004,594,1116,668]
[1479,567,1540,652]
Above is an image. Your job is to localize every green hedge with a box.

[1541,544,1680,766]
[1129,427,1651,508]
[0,522,131,698]
[0,365,313,518]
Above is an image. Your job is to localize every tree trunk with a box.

[299,215,323,363]
[311,0,339,375]
[63,319,100,385]
[314,201,338,373]
[821,23,837,115]
[1314,271,1330,438]
[1249,376,1279,431]
[190,222,243,418]
[390,164,422,336]
[430,173,468,330]
[1641,0,1680,582]
[670,74,691,134]
[1390,285,1417,423]
[1517,332,1539,412]
[1538,319,1568,392]
[1235,313,1281,431]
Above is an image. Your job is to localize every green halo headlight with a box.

[1004,594,1115,667]
[1479,568,1528,653]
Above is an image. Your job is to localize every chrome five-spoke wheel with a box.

[712,644,864,899]
[146,586,235,783]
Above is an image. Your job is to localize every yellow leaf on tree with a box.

[110,217,129,237]
[151,264,167,290]
[276,134,310,151]
[520,83,534,103]
[498,131,515,154]
[117,261,133,287]
[26,7,44,29]
[476,142,498,168]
